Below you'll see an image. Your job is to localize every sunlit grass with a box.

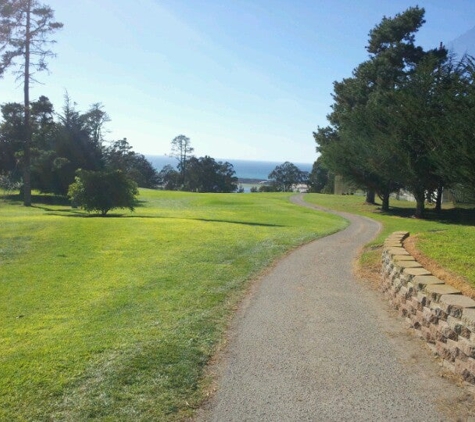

[304,193,475,287]
[0,190,346,421]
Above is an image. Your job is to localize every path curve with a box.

[195,194,471,421]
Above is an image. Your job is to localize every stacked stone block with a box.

[381,231,475,384]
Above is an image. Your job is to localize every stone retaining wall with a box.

[381,231,475,384]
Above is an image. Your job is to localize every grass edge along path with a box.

[303,193,475,297]
[0,190,347,421]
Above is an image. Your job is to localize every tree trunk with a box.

[181,150,186,187]
[413,188,425,218]
[365,189,375,204]
[23,0,32,207]
[381,190,390,212]
[435,184,443,214]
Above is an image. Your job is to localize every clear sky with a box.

[1,0,474,163]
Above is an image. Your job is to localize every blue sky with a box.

[2,0,474,163]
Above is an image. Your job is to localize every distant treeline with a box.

[159,135,312,193]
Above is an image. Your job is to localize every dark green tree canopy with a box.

[307,157,333,194]
[367,6,425,56]
[184,155,238,193]
[104,138,159,188]
[314,6,463,217]
[68,169,138,216]
[158,155,238,193]
[268,161,307,192]
[0,101,24,174]
[0,95,158,196]
[158,164,180,191]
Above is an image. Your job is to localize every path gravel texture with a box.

[195,194,473,422]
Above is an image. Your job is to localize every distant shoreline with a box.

[146,155,313,181]
[238,178,267,184]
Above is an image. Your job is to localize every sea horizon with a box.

[146,155,314,181]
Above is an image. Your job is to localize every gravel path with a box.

[194,194,473,421]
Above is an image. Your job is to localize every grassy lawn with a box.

[0,190,346,421]
[303,193,475,289]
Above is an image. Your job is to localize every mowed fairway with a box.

[0,190,346,421]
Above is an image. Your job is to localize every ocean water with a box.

[147,155,313,181]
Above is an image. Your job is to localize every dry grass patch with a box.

[354,250,384,289]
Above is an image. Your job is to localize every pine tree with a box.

[0,0,62,205]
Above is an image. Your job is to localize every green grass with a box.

[0,190,346,421]
[303,193,475,287]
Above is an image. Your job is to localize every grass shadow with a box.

[39,209,285,227]
[2,193,70,206]
[372,202,475,226]
[2,194,146,209]
[169,216,284,227]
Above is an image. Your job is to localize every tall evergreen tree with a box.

[0,0,62,205]
[50,96,105,195]
[316,7,447,217]
[170,134,194,187]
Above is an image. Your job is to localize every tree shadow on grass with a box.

[2,194,147,208]
[32,207,285,227]
[30,205,138,218]
[130,215,285,227]
[2,193,70,206]
[428,207,475,226]
[374,203,475,226]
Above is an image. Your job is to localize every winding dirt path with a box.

[194,194,472,421]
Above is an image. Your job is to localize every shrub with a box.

[68,169,138,215]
